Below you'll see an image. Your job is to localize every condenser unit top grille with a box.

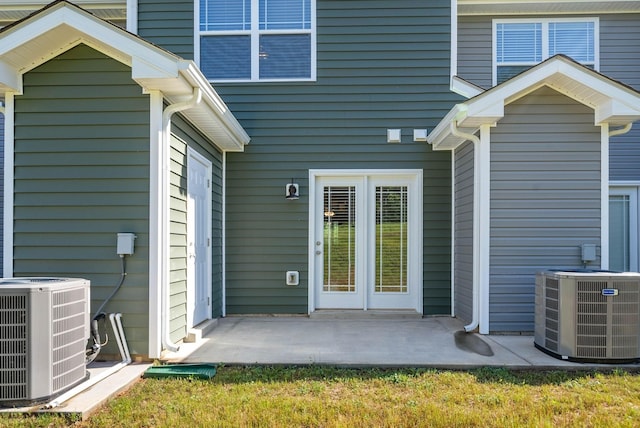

[0,278,84,289]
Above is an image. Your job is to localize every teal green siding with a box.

[171,115,225,323]
[13,44,151,355]
[137,0,194,60]
[169,134,189,343]
[221,0,459,315]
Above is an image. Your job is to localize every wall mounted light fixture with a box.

[286,180,299,200]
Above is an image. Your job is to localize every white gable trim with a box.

[429,55,640,151]
[0,1,249,151]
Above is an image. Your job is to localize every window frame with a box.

[609,186,640,272]
[195,0,317,83]
[492,17,599,86]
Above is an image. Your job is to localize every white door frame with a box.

[609,184,640,272]
[186,147,212,327]
[308,169,423,313]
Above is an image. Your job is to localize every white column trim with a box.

[477,124,491,334]
[222,151,227,317]
[2,94,14,277]
[147,90,163,358]
[126,0,138,34]
[601,124,610,269]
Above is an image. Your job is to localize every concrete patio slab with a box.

[162,315,640,370]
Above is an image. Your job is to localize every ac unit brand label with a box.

[602,288,619,296]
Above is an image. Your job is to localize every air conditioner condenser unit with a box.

[535,270,640,363]
[0,278,90,407]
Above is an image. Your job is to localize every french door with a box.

[311,171,422,312]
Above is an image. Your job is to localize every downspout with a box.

[161,88,203,353]
[609,123,632,137]
[449,121,481,333]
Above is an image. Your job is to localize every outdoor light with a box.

[286,180,299,200]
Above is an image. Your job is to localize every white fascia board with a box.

[176,61,250,151]
[427,104,468,150]
[462,100,504,126]
[458,0,640,15]
[0,59,21,93]
[595,99,640,126]
[451,75,484,99]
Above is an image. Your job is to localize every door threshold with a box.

[310,309,422,320]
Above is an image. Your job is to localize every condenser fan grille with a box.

[0,295,28,401]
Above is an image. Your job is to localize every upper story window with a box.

[493,18,598,85]
[198,0,315,82]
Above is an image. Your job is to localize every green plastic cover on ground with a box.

[142,363,217,380]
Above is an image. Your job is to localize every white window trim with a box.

[195,0,317,83]
[492,17,600,86]
[610,184,640,272]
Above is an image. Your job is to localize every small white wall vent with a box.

[535,270,640,363]
[0,278,90,406]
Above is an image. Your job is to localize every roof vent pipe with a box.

[161,88,203,353]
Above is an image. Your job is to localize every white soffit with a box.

[458,0,640,15]
[0,1,125,25]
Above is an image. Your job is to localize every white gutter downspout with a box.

[161,88,203,353]
[609,123,632,138]
[449,121,482,333]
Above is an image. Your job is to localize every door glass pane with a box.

[610,195,630,271]
[324,186,356,292]
[375,186,408,293]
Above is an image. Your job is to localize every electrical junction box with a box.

[286,271,299,286]
[117,233,136,256]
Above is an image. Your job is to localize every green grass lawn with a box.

[3,366,640,427]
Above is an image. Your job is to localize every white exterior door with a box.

[311,170,423,312]
[187,148,212,327]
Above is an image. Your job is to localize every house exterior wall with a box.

[489,86,602,332]
[11,44,152,355]
[457,13,640,182]
[602,14,640,181]
[137,0,194,60]
[168,114,224,342]
[216,0,458,315]
[453,140,474,324]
